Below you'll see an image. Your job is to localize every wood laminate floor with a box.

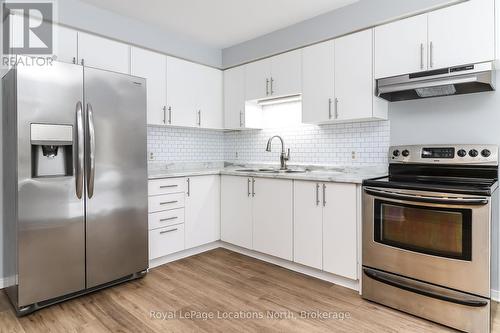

[0,248,498,332]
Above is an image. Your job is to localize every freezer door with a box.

[16,62,86,306]
[84,67,148,288]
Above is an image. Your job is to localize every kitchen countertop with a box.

[148,162,388,184]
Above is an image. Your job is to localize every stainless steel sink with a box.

[234,168,307,174]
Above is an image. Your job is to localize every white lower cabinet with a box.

[221,176,253,249]
[149,224,185,260]
[294,181,358,279]
[322,183,358,280]
[293,181,323,269]
[252,178,293,261]
[185,176,221,248]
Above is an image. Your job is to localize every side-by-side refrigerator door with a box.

[17,62,86,307]
[84,67,148,288]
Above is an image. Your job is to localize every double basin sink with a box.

[235,168,307,174]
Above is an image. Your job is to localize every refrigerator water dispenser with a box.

[31,123,73,177]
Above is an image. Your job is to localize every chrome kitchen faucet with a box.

[265,135,290,170]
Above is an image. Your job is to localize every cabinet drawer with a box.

[148,178,185,196]
[149,224,185,260]
[148,193,185,213]
[149,208,184,230]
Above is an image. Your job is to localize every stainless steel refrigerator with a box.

[2,61,148,315]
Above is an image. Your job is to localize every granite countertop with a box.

[148,162,388,184]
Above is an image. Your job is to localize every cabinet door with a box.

[293,181,323,270]
[302,41,335,124]
[166,56,197,127]
[224,66,246,129]
[245,58,271,101]
[131,47,167,126]
[270,49,302,98]
[428,0,495,69]
[323,183,357,279]
[185,176,221,248]
[335,29,373,121]
[53,25,78,64]
[253,178,293,261]
[374,14,428,78]
[77,32,130,74]
[195,65,223,129]
[221,176,253,249]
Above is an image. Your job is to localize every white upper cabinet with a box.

[131,47,167,126]
[166,56,197,127]
[185,176,221,248]
[245,58,272,101]
[195,64,223,129]
[77,32,130,74]
[270,49,302,98]
[427,0,495,69]
[224,66,246,129]
[323,183,358,280]
[53,25,78,64]
[335,29,375,121]
[221,176,253,249]
[374,14,428,79]
[302,41,335,124]
[244,50,302,101]
[375,0,495,78]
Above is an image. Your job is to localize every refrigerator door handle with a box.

[75,101,84,199]
[86,103,96,199]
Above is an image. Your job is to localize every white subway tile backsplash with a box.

[147,120,390,167]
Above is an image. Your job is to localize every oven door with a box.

[363,186,491,297]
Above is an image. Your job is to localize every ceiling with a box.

[79,0,359,49]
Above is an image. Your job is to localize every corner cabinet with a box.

[302,29,387,124]
[77,32,130,74]
[375,0,495,78]
[224,66,246,129]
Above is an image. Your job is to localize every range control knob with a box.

[469,149,479,158]
[481,149,491,158]
[457,149,467,157]
[402,150,410,157]
[392,150,400,157]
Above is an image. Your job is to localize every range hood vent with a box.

[377,62,495,102]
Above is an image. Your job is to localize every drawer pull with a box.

[160,217,178,222]
[159,228,178,234]
[160,185,178,189]
[160,200,178,205]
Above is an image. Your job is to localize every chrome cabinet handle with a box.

[160,185,178,189]
[187,178,191,197]
[163,106,167,124]
[86,103,96,199]
[430,41,434,68]
[334,98,339,119]
[160,217,178,222]
[75,101,84,199]
[197,110,201,126]
[240,111,243,127]
[160,200,178,205]
[266,78,269,96]
[247,178,251,197]
[160,228,178,234]
[316,183,320,206]
[328,98,332,119]
[168,106,172,124]
[420,43,424,70]
[322,184,326,207]
[270,77,274,95]
[252,178,255,197]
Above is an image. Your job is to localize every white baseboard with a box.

[492,289,499,302]
[148,241,222,269]
[219,242,359,292]
[0,277,6,290]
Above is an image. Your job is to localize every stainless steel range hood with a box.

[377,62,495,102]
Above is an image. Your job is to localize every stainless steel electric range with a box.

[362,145,499,333]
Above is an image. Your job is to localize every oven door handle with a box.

[363,268,488,307]
[364,188,488,206]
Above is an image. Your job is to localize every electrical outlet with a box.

[235,152,239,159]
[351,151,356,160]
[148,151,155,161]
